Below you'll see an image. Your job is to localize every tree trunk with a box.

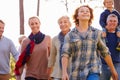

[65,0,68,12]
[37,0,40,16]
[114,0,120,13]
[19,0,24,34]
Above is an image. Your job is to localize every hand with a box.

[47,67,53,76]
[48,77,53,80]
[62,72,69,80]
[116,32,120,37]
[111,69,118,80]
[16,75,21,80]
[102,32,106,38]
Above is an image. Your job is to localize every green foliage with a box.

[9,55,16,80]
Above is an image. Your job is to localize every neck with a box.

[32,31,40,35]
[107,7,113,12]
[0,35,2,39]
[108,29,116,33]
[77,21,89,32]
[61,30,70,36]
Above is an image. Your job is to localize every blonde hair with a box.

[28,16,40,25]
[103,0,114,5]
[18,35,26,44]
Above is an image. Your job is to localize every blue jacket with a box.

[99,9,120,28]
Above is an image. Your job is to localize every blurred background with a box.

[0,0,119,80]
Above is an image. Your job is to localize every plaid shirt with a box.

[62,26,109,80]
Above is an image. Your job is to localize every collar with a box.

[0,36,3,40]
[72,26,95,33]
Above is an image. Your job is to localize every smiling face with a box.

[77,6,91,21]
[0,21,5,38]
[104,0,114,9]
[28,17,40,34]
[58,16,71,34]
[73,5,93,26]
[106,14,118,31]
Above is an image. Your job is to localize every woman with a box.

[48,15,71,80]
[61,5,118,80]
[15,16,51,80]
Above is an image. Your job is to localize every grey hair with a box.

[106,14,118,23]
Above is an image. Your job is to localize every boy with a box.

[99,0,120,51]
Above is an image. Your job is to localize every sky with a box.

[0,0,104,46]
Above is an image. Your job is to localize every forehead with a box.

[59,17,69,21]
[108,17,117,21]
[78,6,89,11]
[104,0,113,2]
[0,22,4,26]
[30,18,39,21]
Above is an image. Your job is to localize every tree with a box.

[19,0,24,34]
[37,0,40,16]
[114,0,120,13]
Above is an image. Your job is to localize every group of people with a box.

[0,0,120,80]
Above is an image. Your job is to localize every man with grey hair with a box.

[100,14,120,80]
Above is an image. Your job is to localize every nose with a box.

[60,22,65,26]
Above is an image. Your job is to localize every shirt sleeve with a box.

[10,40,19,61]
[48,37,57,67]
[61,33,71,58]
[97,30,110,58]
[99,12,107,29]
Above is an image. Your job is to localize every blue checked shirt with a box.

[62,26,110,80]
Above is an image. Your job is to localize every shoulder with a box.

[113,9,120,13]
[44,35,52,44]
[3,36,13,43]
[90,27,102,34]
[101,9,109,15]
[21,37,30,47]
[52,35,58,40]
[45,35,51,40]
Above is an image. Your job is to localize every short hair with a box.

[0,20,5,25]
[58,15,70,23]
[58,15,71,26]
[103,0,114,5]
[106,14,118,23]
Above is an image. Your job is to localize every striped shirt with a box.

[62,26,110,80]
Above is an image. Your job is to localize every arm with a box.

[99,12,107,29]
[46,35,53,79]
[62,55,69,80]
[97,31,118,80]
[61,33,71,80]
[15,39,29,80]
[48,37,57,77]
[10,40,19,62]
[103,55,118,80]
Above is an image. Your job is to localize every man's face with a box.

[106,17,118,30]
[0,22,4,37]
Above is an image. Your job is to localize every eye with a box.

[30,23,34,25]
[35,22,38,25]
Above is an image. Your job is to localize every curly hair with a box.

[73,5,94,26]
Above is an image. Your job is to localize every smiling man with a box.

[100,14,120,80]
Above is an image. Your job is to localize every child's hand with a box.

[102,32,107,38]
[117,32,120,37]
